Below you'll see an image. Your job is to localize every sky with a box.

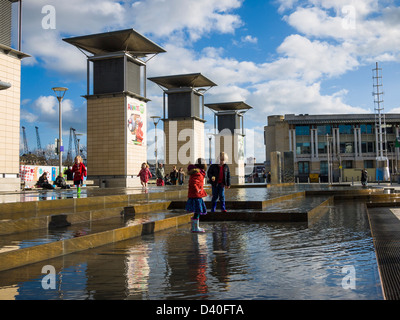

[15,0,400,163]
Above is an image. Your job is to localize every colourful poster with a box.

[127,97,146,146]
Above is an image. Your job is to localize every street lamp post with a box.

[151,116,161,167]
[52,87,68,176]
[207,132,213,164]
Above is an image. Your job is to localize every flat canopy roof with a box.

[63,29,166,56]
[205,101,252,112]
[148,73,217,89]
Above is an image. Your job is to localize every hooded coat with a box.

[187,165,207,198]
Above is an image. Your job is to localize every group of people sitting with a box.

[35,156,87,191]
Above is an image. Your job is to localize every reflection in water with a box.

[0,200,383,300]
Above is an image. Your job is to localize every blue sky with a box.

[15,0,400,163]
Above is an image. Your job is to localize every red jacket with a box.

[187,166,207,198]
[72,163,87,182]
[137,168,152,182]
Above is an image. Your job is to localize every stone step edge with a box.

[0,201,172,236]
[0,213,193,272]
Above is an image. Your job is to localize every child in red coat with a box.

[185,158,207,233]
[137,162,152,189]
[72,155,86,193]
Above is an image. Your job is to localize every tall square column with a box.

[148,73,216,174]
[205,101,252,185]
[64,29,165,187]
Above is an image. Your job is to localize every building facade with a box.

[264,114,400,183]
[0,0,29,191]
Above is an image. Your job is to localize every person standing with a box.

[185,158,208,233]
[178,167,185,185]
[170,165,178,185]
[207,152,231,213]
[156,163,165,186]
[64,166,74,181]
[72,155,87,193]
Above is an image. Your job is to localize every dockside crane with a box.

[35,126,43,154]
[21,126,29,154]
[67,127,80,164]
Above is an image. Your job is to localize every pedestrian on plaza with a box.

[267,171,271,184]
[64,166,74,181]
[36,172,54,189]
[361,169,368,187]
[164,174,172,185]
[170,165,178,185]
[186,158,208,233]
[137,162,152,189]
[207,152,231,213]
[55,174,70,189]
[72,155,87,193]
[156,162,165,186]
[178,167,185,185]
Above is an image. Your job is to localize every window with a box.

[320,161,328,175]
[296,142,311,154]
[298,161,309,174]
[317,125,332,135]
[360,124,373,134]
[364,160,374,168]
[342,160,353,168]
[339,124,353,134]
[361,142,374,153]
[295,125,310,136]
[318,142,327,154]
[340,142,354,153]
[384,125,394,134]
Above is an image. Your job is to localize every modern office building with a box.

[264,113,400,182]
[0,0,29,191]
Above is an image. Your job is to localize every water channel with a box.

[0,194,383,300]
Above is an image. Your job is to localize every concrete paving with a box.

[1,182,400,299]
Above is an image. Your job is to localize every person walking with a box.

[137,162,152,189]
[72,155,87,193]
[185,158,208,233]
[361,169,368,187]
[207,152,231,213]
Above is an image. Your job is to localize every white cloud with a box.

[241,35,258,44]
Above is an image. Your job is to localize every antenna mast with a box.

[372,62,389,181]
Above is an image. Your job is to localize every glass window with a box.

[318,142,327,154]
[295,125,310,136]
[343,160,353,168]
[384,125,394,134]
[296,142,311,155]
[364,160,374,168]
[340,142,354,153]
[339,124,353,134]
[317,125,332,135]
[360,124,373,134]
[361,142,374,153]
[298,161,309,174]
[320,161,328,175]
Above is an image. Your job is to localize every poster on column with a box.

[127,96,146,146]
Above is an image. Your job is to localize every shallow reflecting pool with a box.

[0,200,383,300]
